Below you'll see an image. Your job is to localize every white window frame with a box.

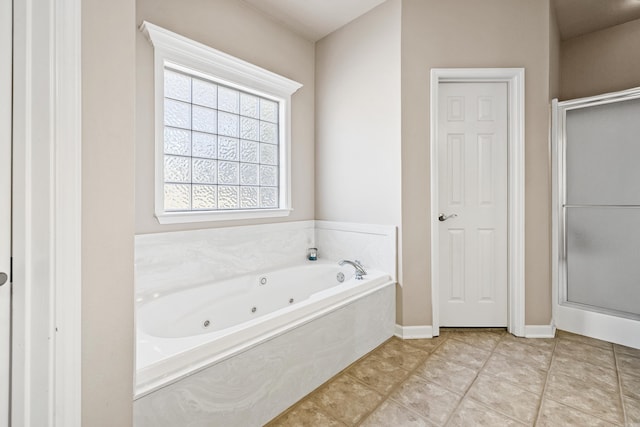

[140,21,302,224]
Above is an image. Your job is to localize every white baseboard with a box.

[394,324,433,339]
[524,324,556,338]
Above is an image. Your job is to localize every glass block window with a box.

[142,22,301,223]
[163,68,280,212]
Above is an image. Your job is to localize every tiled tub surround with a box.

[315,221,397,281]
[134,220,397,425]
[269,329,640,426]
[134,281,395,426]
[135,220,397,298]
[135,221,315,298]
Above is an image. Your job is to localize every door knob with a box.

[438,213,458,222]
[0,272,7,286]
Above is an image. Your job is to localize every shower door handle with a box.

[0,272,7,286]
[438,213,458,222]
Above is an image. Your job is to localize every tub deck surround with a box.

[134,220,316,297]
[135,262,392,397]
[135,220,397,298]
[134,277,395,427]
[134,220,398,423]
[315,221,397,281]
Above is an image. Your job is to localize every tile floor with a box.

[267,329,640,426]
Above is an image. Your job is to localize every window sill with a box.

[155,208,292,224]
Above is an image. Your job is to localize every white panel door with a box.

[0,0,12,424]
[438,82,508,327]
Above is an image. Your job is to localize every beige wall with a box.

[560,19,640,100]
[550,2,561,100]
[82,0,136,425]
[315,0,402,226]
[561,18,640,100]
[400,0,553,326]
[136,0,315,234]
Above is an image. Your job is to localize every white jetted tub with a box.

[134,260,395,426]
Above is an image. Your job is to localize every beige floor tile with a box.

[448,330,502,352]
[550,353,619,392]
[554,340,616,370]
[432,339,491,370]
[556,330,612,351]
[616,352,640,379]
[346,353,410,394]
[467,373,541,424]
[500,333,557,352]
[373,338,430,371]
[544,372,624,425]
[310,375,383,426]
[482,352,548,394]
[267,400,346,427]
[413,354,478,394]
[403,335,448,353]
[360,400,435,427]
[389,375,462,425]
[624,396,640,426]
[493,339,553,371]
[536,398,617,427]
[614,344,640,359]
[447,397,526,426]
[621,373,640,400]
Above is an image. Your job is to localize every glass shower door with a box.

[554,89,640,348]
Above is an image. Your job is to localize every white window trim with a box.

[140,21,302,224]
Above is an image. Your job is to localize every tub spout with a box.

[339,259,367,280]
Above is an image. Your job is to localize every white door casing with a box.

[437,82,508,327]
[11,0,82,425]
[0,0,12,424]
[430,68,525,337]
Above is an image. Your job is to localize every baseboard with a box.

[524,324,556,338]
[394,324,433,339]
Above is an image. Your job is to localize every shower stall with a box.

[552,87,640,349]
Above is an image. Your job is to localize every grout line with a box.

[614,345,629,427]
[353,336,449,426]
[441,334,499,426]
[535,338,626,426]
[532,334,559,426]
[271,330,634,426]
[441,330,530,426]
[265,337,396,426]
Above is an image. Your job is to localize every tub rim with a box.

[135,272,394,399]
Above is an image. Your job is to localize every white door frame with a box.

[430,68,525,337]
[0,0,12,425]
[11,0,82,425]
[552,88,640,349]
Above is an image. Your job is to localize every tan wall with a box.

[400,0,553,326]
[561,18,640,100]
[315,0,402,226]
[82,0,136,425]
[136,0,315,234]
[550,2,561,99]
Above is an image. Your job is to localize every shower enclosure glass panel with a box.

[563,97,640,319]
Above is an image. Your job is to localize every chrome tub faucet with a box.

[338,259,367,280]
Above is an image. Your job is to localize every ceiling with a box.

[243,0,640,43]
[554,0,640,40]
[242,0,387,42]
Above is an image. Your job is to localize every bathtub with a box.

[134,260,395,425]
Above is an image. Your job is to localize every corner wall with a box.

[136,0,315,234]
[400,0,553,327]
[560,18,640,101]
[315,0,402,227]
[82,0,136,425]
